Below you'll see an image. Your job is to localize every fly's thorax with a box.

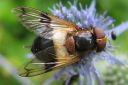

[65,36,75,54]
[74,31,96,52]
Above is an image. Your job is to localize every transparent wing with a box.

[13,7,81,39]
[19,46,79,77]
[18,58,67,77]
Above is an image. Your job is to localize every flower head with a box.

[44,0,128,85]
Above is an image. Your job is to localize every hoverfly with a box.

[13,7,108,77]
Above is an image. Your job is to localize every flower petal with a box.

[107,22,128,39]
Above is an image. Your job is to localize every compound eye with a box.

[111,31,116,40]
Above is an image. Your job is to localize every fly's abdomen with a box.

[31,36,57,70]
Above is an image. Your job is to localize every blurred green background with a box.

[0,0,128,85]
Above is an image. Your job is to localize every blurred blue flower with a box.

[44,0,128,85]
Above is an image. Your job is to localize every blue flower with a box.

[44,0,128,85]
